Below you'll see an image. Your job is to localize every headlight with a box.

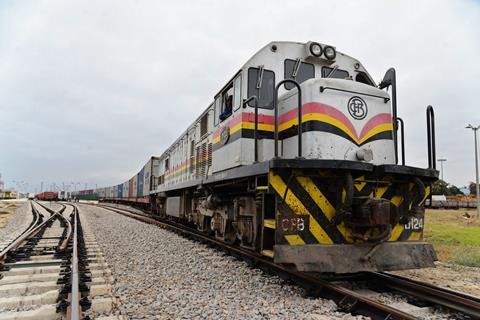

[324,45,336,60]
[309,42,323,57]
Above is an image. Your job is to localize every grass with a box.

[424,209,480,267]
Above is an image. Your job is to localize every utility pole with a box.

[466,124,480,220]
[437,159,447,181]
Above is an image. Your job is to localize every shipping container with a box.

[117,184,123,198]
[142,157,161,196]
[137,167,144,197]
[132,175,138,198]
[98,187,106,198]
[128,178,134,198]
[122,181,129,199]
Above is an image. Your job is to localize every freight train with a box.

[76,41,439,273]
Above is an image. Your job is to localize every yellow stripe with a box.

[295,176,350,240]
[284,234,306,245]
[360,123,393,143]
[241,122,274,132]
[263,219,276,229]
[261,249,274,258]
[420,186,430,205]
[213,116,392,146]
[269,171,333,244]
[376,186,389,198]
[389,224,404,241]
[408,231,422,241]
[391,195,403,207]
[279,113,358,143]
[354,176,367,192]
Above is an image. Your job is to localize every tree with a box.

[432,180,463,196]
[432,180,448,195]
[447,184,462,196]
[470,182,478,196]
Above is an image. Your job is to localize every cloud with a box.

[0,0,479,192]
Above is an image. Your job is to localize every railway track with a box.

[0,202,117,320]
[0,201,37,254]
[97,203,480,320]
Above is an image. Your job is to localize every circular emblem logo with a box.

[220,126,230,145]
[347,96,367,120]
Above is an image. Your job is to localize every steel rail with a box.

[97,205,416,320]
[66,205,81,320]
[56,206,73,252]
[24,202,66,240]
[0,201,40,262]
[367,272,480,318]
[0,203,61,264]
[35,201,65,216]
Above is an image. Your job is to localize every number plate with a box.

[278,214,310,235]
[404,217,424,231]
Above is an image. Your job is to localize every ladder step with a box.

[256,186,269,191]
[261,250,274,258]
[263,219,276,229]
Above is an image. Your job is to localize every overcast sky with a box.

[0,0,479,192]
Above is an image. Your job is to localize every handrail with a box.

[396,117,405,165]
[274,79,302,158]
[378,68,398,163]
[426,106,436,169]
[243,96,259,162]
[320,86,390,103]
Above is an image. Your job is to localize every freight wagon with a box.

[99,156,161,208]
[36,192,58,201]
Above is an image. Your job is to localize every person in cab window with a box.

[219,94,233,121]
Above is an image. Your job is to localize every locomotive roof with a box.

[158,40,376,160]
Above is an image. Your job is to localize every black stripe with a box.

[278,171,346,244]
[212,129,242,152]
[361,131,393,145]
[279,121,355,144]
[380,186,397,200]
[397,229,413,241]
[213,120,392,152]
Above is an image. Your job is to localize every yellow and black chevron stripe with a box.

[269,170,430,246]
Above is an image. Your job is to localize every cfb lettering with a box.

[281,217,305,232]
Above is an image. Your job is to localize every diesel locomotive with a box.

[84,41,439,273]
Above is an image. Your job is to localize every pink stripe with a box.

[279,103,358,139]
[359,113,392,139]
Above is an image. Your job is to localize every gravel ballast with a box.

[78,204,366,320]
[0,200,31,248]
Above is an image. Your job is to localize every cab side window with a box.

[214,73,242,124]
[219,84,233,122]
[322,67,349,79]
[233,74,242,111]
[214,96,221,126]
[247,67,275,109]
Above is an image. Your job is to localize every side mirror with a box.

[379,67,396,89]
